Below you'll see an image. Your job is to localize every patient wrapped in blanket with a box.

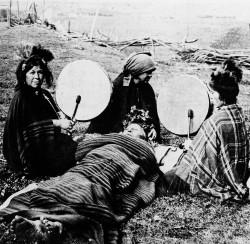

[0,110,162,243]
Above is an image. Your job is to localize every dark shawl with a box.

[86,73,161,142]
[3,85,77,176]
[0,134,160,227]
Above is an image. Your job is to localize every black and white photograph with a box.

[1,0,250,243]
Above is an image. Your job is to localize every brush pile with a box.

[178,48,250,68]
[85,36,250,69]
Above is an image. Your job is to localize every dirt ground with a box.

[1,23,250,243]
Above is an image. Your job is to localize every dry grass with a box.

[1,20,250,243]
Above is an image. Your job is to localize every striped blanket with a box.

[0,134,160,227]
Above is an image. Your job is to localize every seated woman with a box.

[86,52,161,143]
[160,58,250,202]
[0,108,161,244]
[3,44,77,176]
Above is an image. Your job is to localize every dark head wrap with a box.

[123,52,156,77]
[123,106,155,140]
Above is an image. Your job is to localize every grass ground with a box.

[1,23,250,243]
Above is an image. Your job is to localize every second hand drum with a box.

[157,74,210,136]
[156,74,210,174]
[55,60,112,121]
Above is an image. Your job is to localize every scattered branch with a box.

[119,40,139,51]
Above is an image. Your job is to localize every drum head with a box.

[157,74,210,136]
[56,60,112,121]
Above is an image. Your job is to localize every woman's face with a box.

[208,87,224,109]
[122,123,146,139]
[134,70,154,84]
[25,65,44,89]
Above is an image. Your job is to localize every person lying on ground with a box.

[0,108,161,244]
[86,52,161,143]
[158,58,250,202]
[3,43,77,176]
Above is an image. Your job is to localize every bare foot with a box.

[10,215,63,243]
[10,215,50,243]
[40,216,63,235]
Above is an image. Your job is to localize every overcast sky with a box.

[3,0,250,21]
[69,0,250,21]
[112,0,250,20]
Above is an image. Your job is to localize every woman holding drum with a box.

[3,44,77,176]
[158,58,249,202]
[86,52,161,142]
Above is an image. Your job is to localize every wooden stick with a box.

[7,0,12,27]
[89,8,99,41]
[16,0,19,20]
[42,0,45,22]
[152,38,171,48]
[93,40,117,50]
[68,20,71,33]
[119,40,139,51]
[150,37,155,57]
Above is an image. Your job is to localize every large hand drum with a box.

[56,60,112,121]
[157,74,210,136]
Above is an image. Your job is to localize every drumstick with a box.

[72,95,81,120]
[67,95,81,136]
[187,109,193,139]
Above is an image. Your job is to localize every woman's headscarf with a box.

[123,52,156,77]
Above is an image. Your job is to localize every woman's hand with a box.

[148,128,157,141]
[183,138,192,151]
[53,119,75,131]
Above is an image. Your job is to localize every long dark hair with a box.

[15,44,54,90]
[209,58,242,104]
